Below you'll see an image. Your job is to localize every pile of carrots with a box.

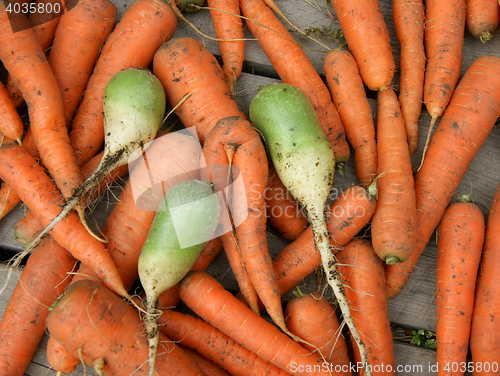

[0,0,500,374]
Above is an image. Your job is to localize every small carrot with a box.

[239,0,350,166]
[179,270,335,376]
[465,0,499,42]
[285,291,351,375]
[324,49,378,187]
[435,196,484,375]
[370,87,416,264]
[330,0,396,91]
[470,183,500,370]
[0,83,23,144]
[207,0,245,93]
[385,55,500,298]
[393,0,425,157]
[0,182,20,222]
[336,238,395,376]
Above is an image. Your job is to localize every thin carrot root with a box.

[418,116,437,171]
[145,298,161,376]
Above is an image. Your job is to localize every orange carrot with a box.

[0,182,20,222]
[239,0,350,165]
[46,280,205,375]
[330,0,396,91]
[285,291,351,376]
[28,0,64,51]
[48,0,117,127]
[435,197,484,375]
[153,37,246,145]
[0,83,23,144]
[159,309,289,376]
[370,87,416,264]
[466,0,499,42]
[207,0,245,93]
[5,75,23,109]
[470,183,500,370]
[273,185,376,296]
[180,345,231,376]
[385,55,500,298]
[69,0,177,167]
[179,270,335,376]
[337,239,395,376]
[393,0,425,157]
[324,49,378,186]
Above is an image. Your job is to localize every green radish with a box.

[139,179,221,376]
[24,68,166,252]
[249,83,372,376]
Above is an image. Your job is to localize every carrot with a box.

[285,291,351,376]
[0,4,83,201]
[0,83,23,144]
[370,87,416,264]
[435,196,484,375]
[46,279,205,375]
[470,183,500,371]
[336,238,395,376]
[266,165,308,241]
[393,0,425,157]
[5,75,23,109]
[158,309,289,376]
[69,0,177,167]
[153,37,246,145]
[0,234,76,375]
[0,182,20,222]
[239,0,350,166]
[47,0,117,127]
[180,345,231,376]
[179,270,336,376]
[465,0,499,42]
[421,0,466,163]
[0,143,128,298]
[273,185,376,296]
[207,0,245,93]
[324,49,378,187]
[385,55,500,298]
[330,0,396,92]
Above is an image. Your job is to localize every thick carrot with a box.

[324,49,378,187]
[273,185,376,296]
[48,0,117,127]
[153,37,246,145]
[393,0,425,157]
[0,143,128,298]
[385,55,500,298]
[46,280,205,375]
[470,183,500,371]
[330,0,396,91]
[371,87,416,264]
[285,291,351,376]
[0,83,23,144]
[158,309,289,376]
[207,0,244,93]
[435,197,484,375]
[69,0,177,166]
[465,0,499,42]
[336,239,395,376]
[0,4,83,200]
[239,0,349,165]
[179,271,335,376]
[180,345,231,376]
[0,235,76,375]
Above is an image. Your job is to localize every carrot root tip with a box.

[385,256,400,265]
[480,31,492,43]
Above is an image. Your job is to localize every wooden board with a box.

[1,0,499,374]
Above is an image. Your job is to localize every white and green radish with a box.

[249,83,372,376]
[139,179,221,376]
[24,68,166,252]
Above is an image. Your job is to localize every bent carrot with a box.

[331,0,396,91]
[179,271,334,376]
[385,55,500,298]
[0,83,23,144]
[324,49,378,186]
[337,239,395,376]
[436,197,484,374]
[239,0,350,165]
[393,0,425,157]
[371,87,416,264]
[470,183,500,371]
[465,0,499,42]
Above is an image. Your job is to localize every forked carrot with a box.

[385,55,500,298]
[465,0,499,42]
[239,0,350,166]
[0,83,23,144]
